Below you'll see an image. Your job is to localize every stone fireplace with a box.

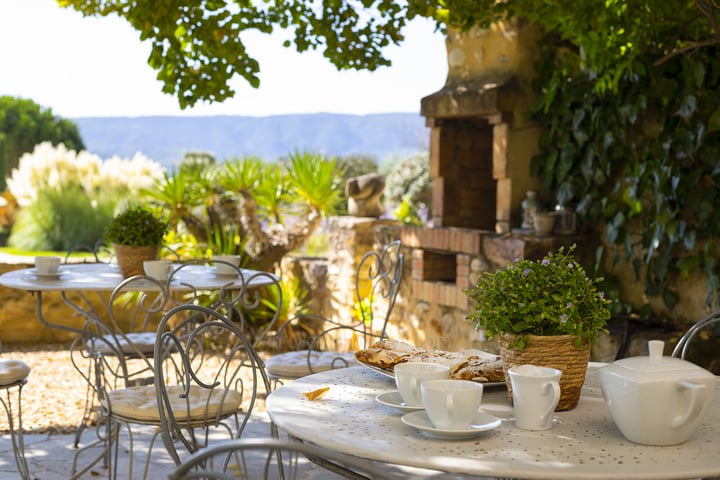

[384,22,594,353]
[389,23,687,362]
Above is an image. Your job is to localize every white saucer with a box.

[376,391,423,413]
[28,269,64,279]
[401,410,501,439]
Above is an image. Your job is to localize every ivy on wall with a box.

[529,44,720,312]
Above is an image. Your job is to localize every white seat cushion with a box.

[107,384,242,421]
[91,332,157,354]
[265,350,358,379]
[0,359,31,385]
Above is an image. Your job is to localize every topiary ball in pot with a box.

[104,205,168,277]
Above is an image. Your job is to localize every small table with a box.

[0,262,275,336]
[266,365,720,479]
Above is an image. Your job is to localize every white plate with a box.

[28,269,64,279]
[356,359,506,388]
[375,391,424,413]
[401,410,501,439]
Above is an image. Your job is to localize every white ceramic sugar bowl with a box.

[599,340,716,446]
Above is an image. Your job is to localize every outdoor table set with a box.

[266,363,720,479]
[0,258,279,479]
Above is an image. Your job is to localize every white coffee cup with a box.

[421,379,484,429]
[35,256,61,275]
[214,255,241,275]
[394,362,449,407]
[143,260,173,281]
[508,364,562,431]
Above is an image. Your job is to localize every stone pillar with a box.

[325,216,399,329]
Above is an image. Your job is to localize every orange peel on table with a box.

[303,386,330,400]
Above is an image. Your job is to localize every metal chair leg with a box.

[1,379,31,480]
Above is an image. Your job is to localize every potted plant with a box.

[465,245,611,410]
[104,205,168,277]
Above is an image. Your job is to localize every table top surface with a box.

[266,365,720,479]
[0,262,274,292]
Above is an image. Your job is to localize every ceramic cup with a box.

[35,256,61,275]
[394,362,449,408]
[508,364,562,431]
[143,260,173,281]
[214,255,241,276]
[421,379,485,429]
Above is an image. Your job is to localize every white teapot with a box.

[599,339,716,446]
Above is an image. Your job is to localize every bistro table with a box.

[0,261,277,337]
[266,364,720,479]
[0,260,279,478]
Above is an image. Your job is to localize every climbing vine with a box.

[529,44,720,311]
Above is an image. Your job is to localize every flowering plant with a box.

[465,245,610,350]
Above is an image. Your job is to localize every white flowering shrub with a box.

[7,142,164,207]
[5,142,165,250]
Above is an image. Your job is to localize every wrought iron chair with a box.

[0,341,31,480]
[265,240,404,381]
[74,268,281,479]
[167,437,403,480]
[671,310,720,373]
[70,273,179,478]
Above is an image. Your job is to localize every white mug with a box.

[508,364,562,431]
[421,379,484,429]
[35,256,61,274]
[394,362,449,407]
[143,260,173,281]
[214,255,241,276]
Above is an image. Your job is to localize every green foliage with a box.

[286,151,346,216]
[104,205,168,247]
[529,43,720,308]
[8,185,114,251]
[57,0,417,109]
[58,1,714,110]
[466,246,611,349]
[5,142,164,251]
[0,96,84,189]
[145,152,344,271]
[337,155,378,180]
[384,152,431,225]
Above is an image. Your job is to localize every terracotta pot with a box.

[533,212,556,236]
[113,244,159,278]
[499,333,590,411]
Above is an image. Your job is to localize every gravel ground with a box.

[1,343,271,435]
[1,343,90,434]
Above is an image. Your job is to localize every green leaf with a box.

[708,106,720,132]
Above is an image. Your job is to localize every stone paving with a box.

[0,412,337,480]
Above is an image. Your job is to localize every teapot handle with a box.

[672,380,707,429]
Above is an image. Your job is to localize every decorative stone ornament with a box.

[346,173,385,217]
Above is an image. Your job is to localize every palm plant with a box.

[146,152,344,272]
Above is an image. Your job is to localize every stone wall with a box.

[0,222,700,367]
[0,260,96,344]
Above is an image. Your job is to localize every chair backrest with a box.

[266,240,404,377]
[671,310,720,373]
[354,239,404,345]
[154,273,281,466]
[70,273,176,396]
[167,437,403,480]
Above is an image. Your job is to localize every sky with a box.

[0,0,449,118]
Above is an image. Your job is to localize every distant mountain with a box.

[73,113,429,169]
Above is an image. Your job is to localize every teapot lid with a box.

[611,340,709,375]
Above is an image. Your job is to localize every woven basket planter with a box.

[113,244,159,278]
[499,333,590,411]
